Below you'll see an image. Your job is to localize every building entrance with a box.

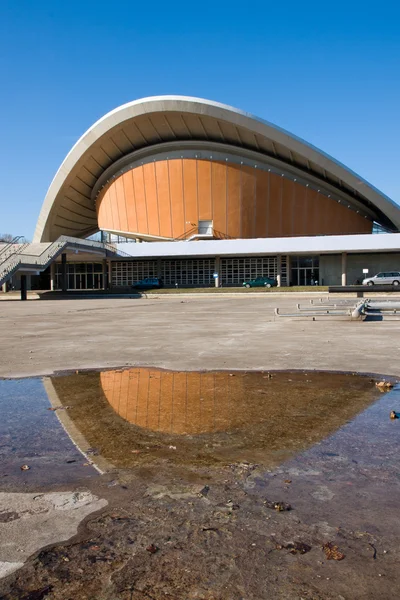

[55,263,104,290]
[291,256,319,286]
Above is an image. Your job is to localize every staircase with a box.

[0,235,127,288]
[173,227,233,242]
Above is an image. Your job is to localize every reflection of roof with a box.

[34,96,400,242]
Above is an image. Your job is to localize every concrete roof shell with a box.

[34,96,400,242]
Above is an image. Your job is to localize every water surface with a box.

[0,368,395,486]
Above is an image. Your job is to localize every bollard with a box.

[20,275,27,301]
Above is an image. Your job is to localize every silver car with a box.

[362,271,400,286]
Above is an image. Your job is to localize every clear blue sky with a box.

[1,0,399,239]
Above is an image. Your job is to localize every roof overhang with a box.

[114,233,400,259]
[34,96,400,242]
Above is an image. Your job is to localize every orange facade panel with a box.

[114,176,128,233]
[226,164,241,238]
[96,157,373,240]
[143,163,160,237]
[241,165,255,238]
[292,182,306,236]
[307,188,319,236]
[107,183,118,231]
[182,159,198,235]
[123,170,138,233]
[211,161,227,235]
[168,159,185,238]
[281,178,294,237]
[197,160,212,221]
[268,173,282,237]
[255,170,269,238]
[132,167,148,234]
[156,161,172,238]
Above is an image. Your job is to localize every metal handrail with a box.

[0,236,24,258]
[0,235,128,287]
[173,226,198,241]
[213,229,233,240]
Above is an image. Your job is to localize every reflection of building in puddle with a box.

[47,368,382,469]
[100,369,248,435]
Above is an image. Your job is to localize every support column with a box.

[276,255,282,287]
[20,274,27,301]
[50,262,55,291]
[61,253,67,292]
[341,252,347,286]
[2,283,7,293]
[286,255,291,287]
[157,258,162,279]
[214,256,220,288]
[107,260,112,290]
[102,259,108,290]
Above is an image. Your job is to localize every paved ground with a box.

[1,294,400,600]
[1,294,400,379]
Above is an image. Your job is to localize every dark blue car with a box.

[132,277,163,290]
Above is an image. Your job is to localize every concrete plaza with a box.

[1,294,400,379]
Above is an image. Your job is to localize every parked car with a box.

[242,276,277,289]
[362,272,400,286]
[132,277,163,290]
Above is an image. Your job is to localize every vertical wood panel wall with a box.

[97,158,373,238]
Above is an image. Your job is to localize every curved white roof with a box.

[34,95,400,242]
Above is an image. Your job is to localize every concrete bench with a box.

[329,285,400,298]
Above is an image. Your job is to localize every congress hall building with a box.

[3,96,400,291]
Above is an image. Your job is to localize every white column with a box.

[214,256,220,288]
[276,255,282,287]
[341,252,347,286]
[108,260,112,289]
[50,262,55,291]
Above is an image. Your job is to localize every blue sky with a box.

[1,0,399,239]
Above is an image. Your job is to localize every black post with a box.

[20,275,27,301]
[61,253,67,292]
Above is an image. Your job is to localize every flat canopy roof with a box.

[115,233,400,259]
[34,96,400,242]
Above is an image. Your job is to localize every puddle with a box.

[1,368,394,485]
[0,379,97,488]
[1,371,399,598]
[250,383,400,537]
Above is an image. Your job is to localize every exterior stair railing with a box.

[0,242,29,265]
[0,235,129,288]
[173,226,198,241]
[173,227,233,241]
[0,237,26,261]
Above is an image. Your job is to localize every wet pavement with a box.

[0,379,97,490]
[0,369,399,599]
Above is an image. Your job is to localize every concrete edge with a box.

[43,377,114,474]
